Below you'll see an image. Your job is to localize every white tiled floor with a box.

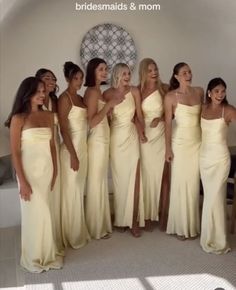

[0,226,24,288]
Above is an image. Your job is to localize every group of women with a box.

[5,57,236,273]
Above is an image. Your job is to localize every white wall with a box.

[1,0,236,147]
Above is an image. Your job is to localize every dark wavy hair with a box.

[84,58,107,87]
[206,77,228,104]
[63,61,84,82]
[35,68,58,107]
[5,77,44,127]
[169,62,188,91]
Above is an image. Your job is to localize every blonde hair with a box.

[139,58,165,97]
[111,63,130,88]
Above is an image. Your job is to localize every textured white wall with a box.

[1,0,236,147]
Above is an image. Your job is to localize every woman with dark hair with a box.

[84,58,122,239]
[164,62,204,240]
[35,68,58,111]
[58,61,90,248]
[5,77,63,272]
[35,68,64,255]
[104,63,145,237]
[138,58,170,231]
[200,78,236,254]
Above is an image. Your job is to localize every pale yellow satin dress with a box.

[20,128,63,273]
[60,96,90,248]
[42,102,64,255]
[167,103,201,238]
[200,113,231,254]
[85,100,112,239]
[110,92,145,228]
[141,90,165,221]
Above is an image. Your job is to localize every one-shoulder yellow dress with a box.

[42,102,64,255]
[20,128,63,273]
[85,100,112,239]
[110,92,145,228]
[141,90,165,221]
[167,103,201,238]
[200,114,231,254]
[60,98,90,248]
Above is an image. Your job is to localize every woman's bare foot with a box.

[176,235,186,241]
[144,220,154,232]
[130,226,141,238]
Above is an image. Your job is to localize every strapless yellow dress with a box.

[85,100,112,239]
[20,128,63,273]
[60,105,90,248]
[200,117,231,254]
[167,103,201,238]
[141,90,165,221]
[110,92,145,228]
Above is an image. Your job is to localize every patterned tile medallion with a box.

[80,23,137,78]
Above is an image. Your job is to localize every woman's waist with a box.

[173,126,201,140]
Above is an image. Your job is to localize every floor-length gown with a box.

[60,95,90,248]
[43,101,64,255]
[110,92,145,228]
[20,128,63,273]
[166,103,201,238]
[85,100,112,239]
[141,90,165,221]
[200,112,231,254]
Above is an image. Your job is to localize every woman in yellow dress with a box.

[35,68,64,255]
[138,58,169,231]
[200,78,236,254]
[84,58,122,239]
[6,77,63,272]
[104,63,145,237]
[165,62,204,240]
[58,62,90,248]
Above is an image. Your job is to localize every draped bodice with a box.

[173,103,201,142]
[111,92,135,128]
[21,127,51,143]
[142,90,163,122]
[67,105,87,134]
[88,100,109,144]
[201,118,228,145]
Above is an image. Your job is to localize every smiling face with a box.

[146,63,159,83]
[208,84,226,105]
[119,66,131,86]
[30,82,45,107]
[95,62,108,84]
[41,71,57,94]
[69,71,84,91]
[175,65,192,87]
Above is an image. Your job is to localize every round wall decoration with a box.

[80,23,137,74]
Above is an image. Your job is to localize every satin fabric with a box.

[167,103,201,238]
[60,104,90,248]
[85,100,112,239]
[20,128,63,273]
[110,92,145,228]
[200,117,231,254]
[140,90,165,221]
[42,103,64,255]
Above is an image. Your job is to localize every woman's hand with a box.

[150,117,160,128]
[140,133,148,143]
[20,180,32,201]
[165,149,174,162]
[70,154,79,171]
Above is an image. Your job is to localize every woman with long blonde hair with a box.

[104,63,145,237]
[138,58,169,231]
